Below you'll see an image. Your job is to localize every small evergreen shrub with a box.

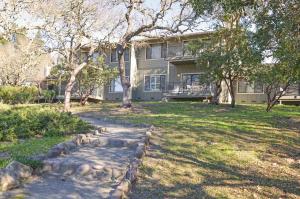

[0,106,91,141]
[0,86,39,104]
[41,90,56,103]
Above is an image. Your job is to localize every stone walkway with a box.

[0,117,148,199]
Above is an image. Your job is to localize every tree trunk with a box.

[266,89,272,112]
[210,81,222,105]
[80,94,89,106]
[225,78,236,108]
[80,88,94,106]
[265,83,290,112]
[230,94,236,108]
[117,43,131,108]
[64,63,87,112]
[64,77,75,112]
[266,94,277,112]
[229,80,236,108]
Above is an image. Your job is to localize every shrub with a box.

[0,86,39,104]
[0,106,92,141]
[41,90,56,103]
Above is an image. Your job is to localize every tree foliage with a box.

[0,34,47,86]
[77,56,118,105]
[190,0,259,107]
[51,55,118,105]
[34,0,109,112]
[190,0,299,110]
[251,0,300,111]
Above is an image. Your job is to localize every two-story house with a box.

[49,32,299,105]
[100,32,300,104]
[103,32,216,101]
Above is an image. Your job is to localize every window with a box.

[109,76,123,93]
[182,74,200,88]
[168,42,183,57]
[92,52,100,63]
[144,75,166,91]
[146,43,167,59]
[183,41,192,56]
[124,48,130,61]
[111,49,117,62]
[238,80,263,93]
[111,48,129,62]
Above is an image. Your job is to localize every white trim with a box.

[108,76,129,93]
[166,41,170,82]
[236,80,264,94]
[143,74,166,92]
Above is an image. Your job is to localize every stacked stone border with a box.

[0,127,106,192]
[110,125,155,199]
[0,122,154,196]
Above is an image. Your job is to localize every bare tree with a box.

[35,0,109,112]
[106,0,198,108]
[0,0,33,40]
[0,34,47,86]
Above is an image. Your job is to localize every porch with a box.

[163,81,214,99]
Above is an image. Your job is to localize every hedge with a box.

[0,106,92,141]
[0,86,39,104]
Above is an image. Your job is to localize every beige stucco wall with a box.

[236,93,267,103]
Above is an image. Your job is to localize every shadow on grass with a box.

[75,102,300,198]
[133,142,300,198]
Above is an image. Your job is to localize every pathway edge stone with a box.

[110,126,154,199]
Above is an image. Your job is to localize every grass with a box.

[0,136,71,168]
[0,103,91,168]
[74,102,300,199]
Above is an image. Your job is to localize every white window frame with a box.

[144,74,166,92]
[145,43,166,60]
[237,80,264,94]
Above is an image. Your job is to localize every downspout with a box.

[167,41,170,92]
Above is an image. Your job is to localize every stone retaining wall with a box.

[110,126,154,199]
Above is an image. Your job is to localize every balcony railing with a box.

[163,82,214,97]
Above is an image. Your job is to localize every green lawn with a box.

[0,104,91,168]
[0,136,70,168]
[74,102,300,199]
